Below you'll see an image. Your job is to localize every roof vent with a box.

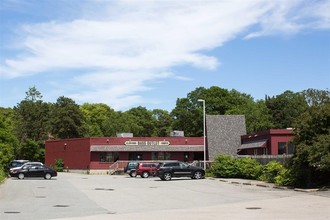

[116,133,133,138]
[170,130,184,137]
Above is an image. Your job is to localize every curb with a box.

[209,177,288,190]
[209,177,329,192]
[293,188,322,192]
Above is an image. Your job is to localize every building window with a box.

[278,142,287,154]
[151,152,171,160]
[100,152,119,162]
[278,142,295,155]
[263,148,268,155]
[184,152,189,162]
[129,153,143,160]
[152,152,158,160]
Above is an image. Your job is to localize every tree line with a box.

[0,86,329,186]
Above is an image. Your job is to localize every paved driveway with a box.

[0,173,329,220]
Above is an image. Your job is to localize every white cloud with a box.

[1,0,329,109]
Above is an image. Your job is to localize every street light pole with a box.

[197,99,206,170]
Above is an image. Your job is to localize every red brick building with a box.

[45,137,204,172]
[238,129,295,156]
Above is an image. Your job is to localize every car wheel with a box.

[142,171,149,178]
[163,172,172,181]
[44,173,52,180]
[193,171,203,179]
[18,173,24,179]
[129,171,137,177]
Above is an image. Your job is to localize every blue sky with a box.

[1,0,329,111]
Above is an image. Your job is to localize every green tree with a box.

[291,100,330,187]
[226,91,273,133]
[126,106,157,137]
[265,90,308,128]
[14,87,51,142]
[18,139,44,162]
[171,86,273,136]
[0,109,18,170]
[171,97,201,136]
[302,88,330,107]
[24,86,43,102]
[101,111,143,137]
[152,109,173,137]
[50,96,86,139]
[80,103,116,137]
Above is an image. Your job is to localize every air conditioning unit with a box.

[170,130,184,137]
[116,132,133,138]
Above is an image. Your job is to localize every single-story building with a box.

[45,115,247,173]
[45,136,205,172]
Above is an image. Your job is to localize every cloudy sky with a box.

[1,0,329,111]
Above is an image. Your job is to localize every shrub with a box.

[211,154,294,186]
[236,157,263,179]
[259,161,286,183]
[0,167,6,183]
[210,154,238,178]
[274,168,295,186]
[55,158,64,172]
[210,155,262,179]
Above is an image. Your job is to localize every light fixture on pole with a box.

[197,99,206,170]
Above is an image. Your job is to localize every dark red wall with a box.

[45,138,91,169]
[241,129,294,155]
[45,137,204,170]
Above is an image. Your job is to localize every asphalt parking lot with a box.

[0,173,329,220]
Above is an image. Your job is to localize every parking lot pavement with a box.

[1,173,329,220]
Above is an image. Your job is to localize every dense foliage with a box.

[210,154,263,179]
[210,155,293,186]
[0,86,329,187]
[290,91,330,187]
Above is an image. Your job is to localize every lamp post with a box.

[197,99,206,170]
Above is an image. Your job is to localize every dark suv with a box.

[156,161,205,181]
[135,162,159,178]
[124,161,139,177]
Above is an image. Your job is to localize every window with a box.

[180,162,189,169]
[164,163,179,167]
[100,152,119,162]
[184,152,189,162]
[152,152,171,160]
[278,142,295,155]
[151,152,158,160]
[278,142,287,154]
[128,153,142,160]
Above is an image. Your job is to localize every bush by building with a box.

[210,154,294,186]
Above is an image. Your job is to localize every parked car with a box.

[135,162,159,178]
[156,161,205,181]
[124,161,139,177]
[8,160,29,170]
[9,162,43,173]
[10,164,57,180]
